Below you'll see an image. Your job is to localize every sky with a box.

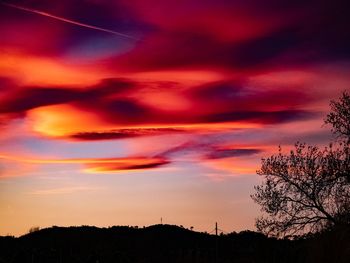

[0,0,349,236]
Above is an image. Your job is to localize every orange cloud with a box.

[0,52,108,86]
[133,89,192,111]
[26,102,262,139]
[27,104,111,137]
[128,70,224,84]
[203,157,258,176]
[29,186,102,195]
[0,154,169,173]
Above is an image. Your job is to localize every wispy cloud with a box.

[29,186,102,195]
[0,154,170,173]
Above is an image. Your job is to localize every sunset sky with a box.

[1,0,349,236]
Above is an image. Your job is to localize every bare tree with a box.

[252,143,350,237]
[252,92,350,237]
[325,91,350,143]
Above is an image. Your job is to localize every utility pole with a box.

[215,222,218,263]
[161,217,163,225]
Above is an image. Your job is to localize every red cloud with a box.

[1,1,348,182]
[0,75,317,140]
[84,159,170,173]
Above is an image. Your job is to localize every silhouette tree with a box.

[325,91,350,183]
[325,91,350,143]
[252,92,350,237]
[28,226,40,234]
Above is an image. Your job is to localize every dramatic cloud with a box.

[0,78,134,114]
[0,75,318,142]
[0,154,169,173]
[203,110,316,124]
[108,0,350,72]
[0,0,348,178]
[205,148,262,160]
[156,138,263,161]
[0,87,80,113]
[84,159,169,173]
[70,128,185,141]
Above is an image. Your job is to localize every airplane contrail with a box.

[0,1,139,41]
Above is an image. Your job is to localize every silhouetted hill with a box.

[0,224,349,263]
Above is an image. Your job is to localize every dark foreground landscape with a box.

[0,224,349,263]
